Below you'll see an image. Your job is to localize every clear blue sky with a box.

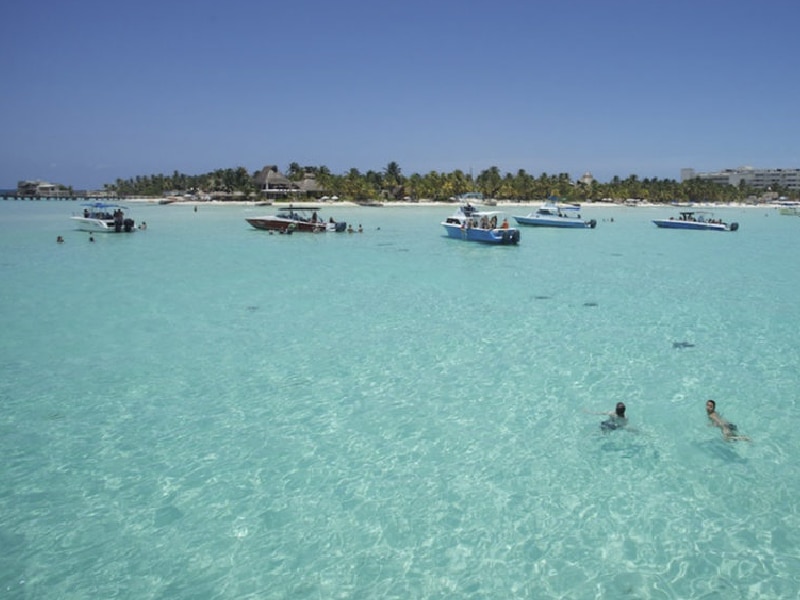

[2,0,798,189]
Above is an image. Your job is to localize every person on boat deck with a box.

[587,402,628,432]
[706,399,750,441]
[311,211,318,223]
[501,218,509,229]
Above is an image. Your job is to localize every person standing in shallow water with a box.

[706,399,750,441]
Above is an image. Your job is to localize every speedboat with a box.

[652,211,739,231]
[513,201,596,229]
[246,205,346,233]
[71,202,136,233]
[441,203,520,245]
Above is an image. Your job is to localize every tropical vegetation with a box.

[104,162,798,203]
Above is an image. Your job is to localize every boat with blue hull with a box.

[441,203,520,245]
[653,211,739,232]
[513,201,596,229]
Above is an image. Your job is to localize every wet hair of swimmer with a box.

[615,402,626,417]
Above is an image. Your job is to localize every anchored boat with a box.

[652,211,738,231]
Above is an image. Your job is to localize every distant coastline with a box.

[1,194,789,210]
[122,198,786,209]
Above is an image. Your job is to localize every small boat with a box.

[441,202,520,245]
[71,202,136,233]
[246,205,346,233]
[513,200,596,229]
[652,211,739,231]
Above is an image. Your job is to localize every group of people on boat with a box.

[285,210,336,224]
[588,399,750,442]
[671,213,723,224]
[460,215,510,230]
[83,207,126,221]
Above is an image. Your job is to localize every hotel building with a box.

[681,167,800,191]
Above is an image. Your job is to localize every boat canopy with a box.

[280,205,322,211]
[458,192,484,201]
[80,201,128,209]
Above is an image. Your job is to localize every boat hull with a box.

[246,217,346,233]
[442,224,520,245]
[652,219,737,231]
[70,216,136,233]
[513,215,596,228]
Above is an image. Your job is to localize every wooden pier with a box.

[0,194,118,202]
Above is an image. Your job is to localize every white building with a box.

[681,166,800,191]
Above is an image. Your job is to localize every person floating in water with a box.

[706,399,750,442]
[586,402,628,432]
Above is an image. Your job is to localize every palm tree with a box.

[286,162,303,181]
[477,166,502,198]
[383,161,403,199]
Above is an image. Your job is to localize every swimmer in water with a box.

[586,402,628,432]
[706,399,750,442]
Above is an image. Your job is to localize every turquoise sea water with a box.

[2,200,799,599]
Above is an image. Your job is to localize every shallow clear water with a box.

[2,201,799,599]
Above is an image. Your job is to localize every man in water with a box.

[585,402,628,432]
[706,399,750,441]
[602,402,627,431]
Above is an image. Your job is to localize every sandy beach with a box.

[124,198,782,209]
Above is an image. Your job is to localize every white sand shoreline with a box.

[124,198,787,209]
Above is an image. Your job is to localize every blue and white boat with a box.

[441,202,520,245]
[71,202,137,233]
[513,200,596,229]
[652,211,739,231]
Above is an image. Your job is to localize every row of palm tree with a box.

[105,163,798,203]
[109,167,254,198]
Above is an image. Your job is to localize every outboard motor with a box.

[124,218,135,232]
[588,219,597,229]
[729,222,739,232]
